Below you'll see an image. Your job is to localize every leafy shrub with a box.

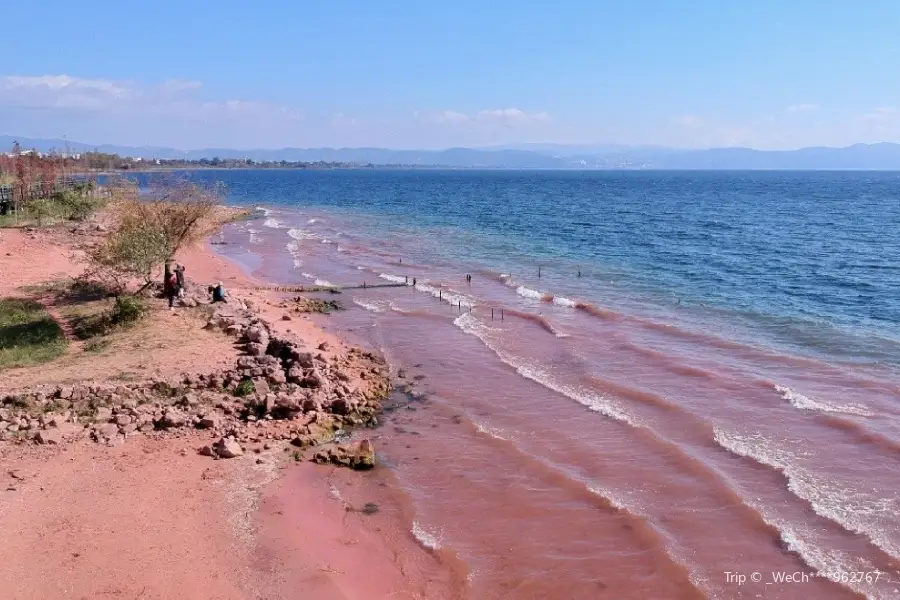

[111,295,147,326]
[28,198,57,226]
[51,189,100,221]
[233,379,255,397]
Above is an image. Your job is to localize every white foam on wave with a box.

[263,217,284,229]
[300,272,315,280]
[336,245,346,253]
[474,421,509,442]
[388,301,411,314]
[713,428,900,570]
[378,273,409,285]
[352,298,384,313]
[776,385,875,417]
[552,296,577,308]
[516,285,544,300]
[285,241,303,268]
[453,313,638,426]
[248,230,262,245]
[321,238,331,244]
[307,218,318,224]
[287,228,317,241]
[411,521,442,551]
[314,279,335,287]
[416,281,476,308]
[255,206,272,216]
[356,265,366,271]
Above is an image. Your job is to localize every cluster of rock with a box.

[0,305,390,468]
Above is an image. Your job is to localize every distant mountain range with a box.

[5,135,900,170]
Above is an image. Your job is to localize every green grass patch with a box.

[233,379,255,397]
[0,298,68,369]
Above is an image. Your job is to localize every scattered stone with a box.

[213,437,243,459]
[35,429,63,445]
[198,414,219,429]
[158,409,185,429]
[313,439,376,470]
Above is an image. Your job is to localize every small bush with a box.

[28,198,57,226]
[51,189,100,221]
[111,295,147,326]
[233,379,255,397]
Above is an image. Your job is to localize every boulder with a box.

[96,423,119,439]
[330,397,351,416]
[158,409,186,429]
[245,325,269,344]
[94,406,113,422]
[253,379,270,397]
[198,414,219,429]
[180,393,199,408]
[213,437,243,459]
[267,369,287,385]
[35,429,63,445]
[354,439,376,469]
[311,440,375,470]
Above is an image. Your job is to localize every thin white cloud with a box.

[856,106,896,122]
[0,74,296,122]
[415,109,471,123]
[673,115,702,127]
[159,79,203,94]
[476,108,549,122]
[786,103,818,113]
[332,112,357,126]
[417,107,548,124]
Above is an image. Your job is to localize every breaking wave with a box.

[776,384,875,417]
[411,521,442,551]
[352,298,384,312]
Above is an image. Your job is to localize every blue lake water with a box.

[145,169,900,365]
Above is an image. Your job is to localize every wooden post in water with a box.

[538,265,541,278]
[577,267,581,278]
[491,308,494,320]
[439,289,442,301]
[501,309,504,321]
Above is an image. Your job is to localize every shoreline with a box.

[0,216,466,598]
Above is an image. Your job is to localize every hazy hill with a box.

[5,135,900,170]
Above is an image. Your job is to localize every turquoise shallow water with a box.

[145,169,900,365]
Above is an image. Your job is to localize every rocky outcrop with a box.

[0,305,392,463]
[313,439,376,470]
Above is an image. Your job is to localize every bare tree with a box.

[86,176,223,295]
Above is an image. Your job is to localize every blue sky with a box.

[3,0,899,149]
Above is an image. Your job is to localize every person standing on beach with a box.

[174,264,186,298]
[164,271,178,310]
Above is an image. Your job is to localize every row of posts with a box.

[358,263,587,320]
